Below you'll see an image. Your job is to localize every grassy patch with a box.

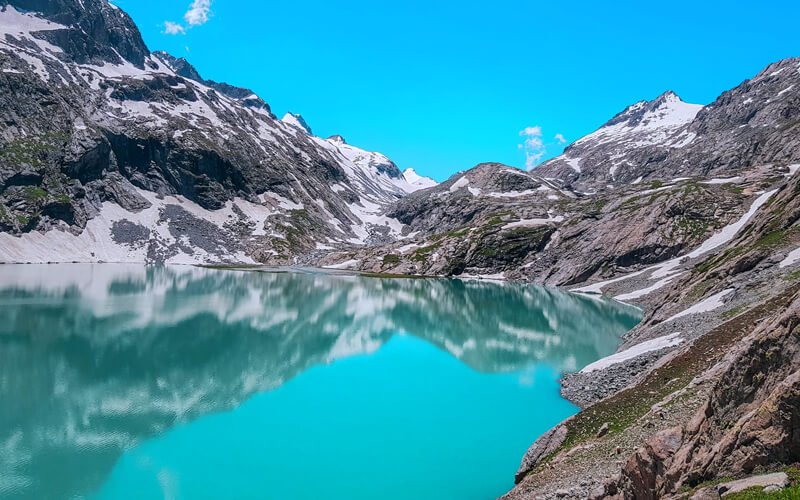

[0,132,67,167]
[725,484,800,499]
[722,304,749,320]
[382,254,401,266]
[430,227,470,241]
[411,242,441,262]
[679,476,736,494]
[22,187,47,203]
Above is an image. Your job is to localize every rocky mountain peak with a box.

[604,89,702,130]
[328,134,347,144]
[153,50,269,108]
[1,0,150,67]
[402,168,437,190]
[281,113,312,134]
[153,50,203,81]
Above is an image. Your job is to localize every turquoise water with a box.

[0,264,641,500]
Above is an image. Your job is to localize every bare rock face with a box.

[515,424,569,484]
[617,427,683,500]
[611,292,800,498]
[1,0,150,66]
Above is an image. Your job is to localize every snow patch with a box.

[665,289,734,323]
[580,333,683,373]
[449,176,471,193]
[779,247,800,268]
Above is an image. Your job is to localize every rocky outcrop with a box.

[611,292,800,498]
[1,0,150,66]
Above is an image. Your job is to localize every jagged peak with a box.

[328,135,347,144]
[1,0,150,67]
[402,168,438,189]
[603,89,702,130]
[153,51,203,81]
[281,113,312,135]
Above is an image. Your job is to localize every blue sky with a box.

[114,0,800,181]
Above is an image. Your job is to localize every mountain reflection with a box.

[0,264,640,500]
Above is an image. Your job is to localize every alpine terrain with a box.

[2,0,800,498]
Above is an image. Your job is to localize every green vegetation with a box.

[429,227,470,241]
[678,476,735,494]
[676,216,711,240]
[721,303,749,320]
[680,468,800,498]
[0,132,68,167]
[726,485,800,499]
[22,187,47,203]
[590,199,608,213]
[687,278,716,300]
[411,242,441,262]
[382,254,401,266]
[723,183,745,194]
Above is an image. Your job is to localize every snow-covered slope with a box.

[0,0,440,263]
[403,168,438,190]
[537,91,703,186]
[537,59,800,189]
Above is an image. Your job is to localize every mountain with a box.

[536,59,800,190]
[535,91,702,187]
[4,1,800,497]
[326,58,799,284]
[402,168,437,190]
[0,0,436,264]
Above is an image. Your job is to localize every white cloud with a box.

[163,21,186,35]
[519,126,546,170]
[185,0,212,26]
[554,133,567,145]
[162,0,212,35]
[520,126,542,137]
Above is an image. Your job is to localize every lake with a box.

[0,264,641,500]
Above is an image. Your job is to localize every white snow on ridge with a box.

[564,157,582,173]
[580,189,778,298]
[571,270,648,294]
[280,112,310,133]
[0,190,279,265]
[779,247,800,268]
[614,272,685,302]
[402,168,438,191]
[324,259,360,270]
[580,333,683,373]
[0,6,66,42]
[665,289,734,323]
[449,176,471,193]
[684,190,777,259]
[701,177,743,185]
[502,215,564,230]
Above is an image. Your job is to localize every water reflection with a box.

[0,264,640,499]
